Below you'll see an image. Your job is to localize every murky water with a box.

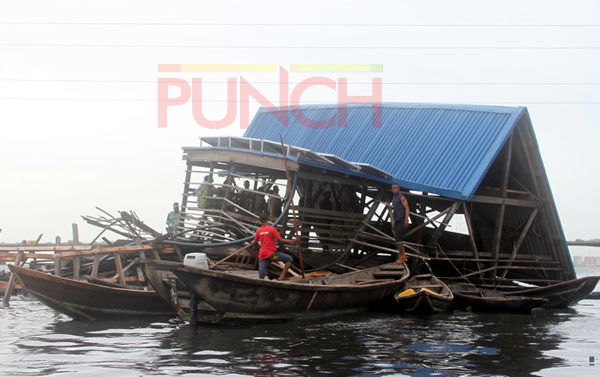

[1,271,599,377]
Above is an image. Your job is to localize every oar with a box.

[209,243,254,269]
[279,135,305,278]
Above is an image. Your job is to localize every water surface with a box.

[1,273,599,376]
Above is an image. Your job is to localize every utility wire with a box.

[1,22,600,27]
[0,97,598,105]
[1,79,600,86]
[1,43,599,49]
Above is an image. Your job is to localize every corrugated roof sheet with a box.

[243,103,527,200]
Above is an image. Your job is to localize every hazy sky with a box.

[1,1,599,254]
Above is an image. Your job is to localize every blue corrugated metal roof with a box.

[243,103,528,200]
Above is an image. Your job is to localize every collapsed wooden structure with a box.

[169,103,575,289]
[2,102,594,321]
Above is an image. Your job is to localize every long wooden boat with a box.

[450,284,548,313]
[9,264,174,320]
[394,274,453,314]
[172,262,409,320]
[502,276,600,308]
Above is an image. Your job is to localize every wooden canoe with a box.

[172,262,409,320]
[502,276,600,308]
[394,274,453,314]
[450,284,548,313]
[9,264,174,320]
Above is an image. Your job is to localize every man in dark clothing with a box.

[267,185,283,221]
[391,183,410,263]
[237,180,253,211]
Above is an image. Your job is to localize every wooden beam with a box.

[499,208,539,279]
[492,135,513,268]
[341,190,386,262]
[463,201,484,280]
[404,206,453,239]
[0,245,92,252]
[113,252,126,286]
[184,149,300,172]
[470,195,544,208]
[427,202,461,247]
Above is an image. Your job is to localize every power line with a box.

[2,78,600,86]
[1,43,599,49]
[1,22,600,27]
[0,97,598,105]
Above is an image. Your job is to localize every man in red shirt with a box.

[251,212,296,280]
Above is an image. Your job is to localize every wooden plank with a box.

[0,245,91,252]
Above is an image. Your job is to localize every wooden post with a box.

[189,291,198,327]
[492,135,513,269]
[2,251,25,307]
[463,202,483,280]
[180,161,193,231]
[137,250,147,282]
[173,246,184,262]
[113,252,126,286]
[73,255,81,280]
[91,254,101,278]
[279,135,305,278]
[72,223,80,244]
[54,257,62,276]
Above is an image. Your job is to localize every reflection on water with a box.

[1,294,600,377]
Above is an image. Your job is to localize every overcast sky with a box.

[1,1,599,256]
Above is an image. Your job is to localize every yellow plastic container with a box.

[396,288,416,297]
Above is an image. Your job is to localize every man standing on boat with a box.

[391,183,410,263]
[252,212,296,280]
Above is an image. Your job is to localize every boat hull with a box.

[173,264,408,319]
[394,274,453,314]
[9,264,174,320]
[395,291,453,314]
[450,284,548,313]
[507,276,600,308]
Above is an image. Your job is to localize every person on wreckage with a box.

[391,183,410,264]
[251,212,297,280]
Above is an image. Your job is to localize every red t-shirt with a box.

[254,225,281,259]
